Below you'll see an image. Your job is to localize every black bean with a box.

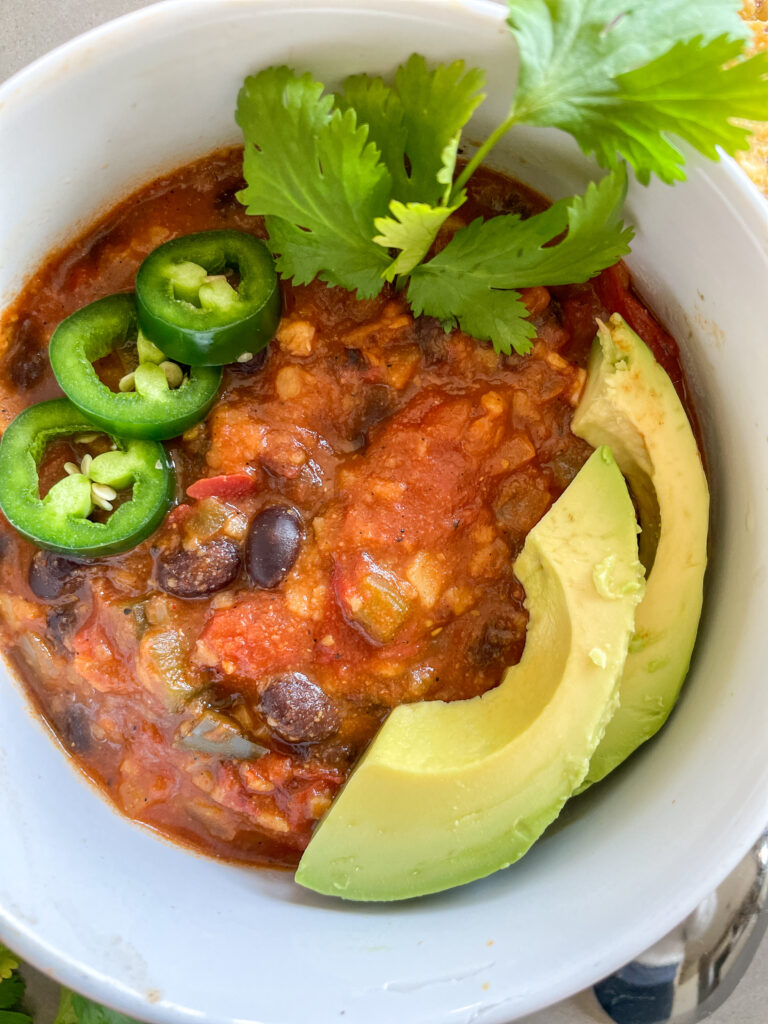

[496,189,535,219]
[46,602,80,651]
[228,347,268,375]
[60,702,92,755]
[28,550,83,601]
[414,316,450,365]
[213,181,246,215]
[9,318,48,391]
[260,673,340,743]
[348,384,392,447]
[246,505,302,589]
[345,347,365,368]
[470,618,521,668]
[12,349,48,391]
[157,539,241,598]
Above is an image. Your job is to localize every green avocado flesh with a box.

[296,447,644,901]
[572,314,709,789]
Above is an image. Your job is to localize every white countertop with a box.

[1,3,766,1023]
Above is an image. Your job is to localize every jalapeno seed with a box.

[260,673,340,743]
[246,505,303,589]
[228,347,268,375]
[157,539,241,598]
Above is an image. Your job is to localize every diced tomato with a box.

[310,589,391,669]
[330,390,481,551]
[556,283,605,350]
[195,594,319,683]
[186,473,257,501]
[165,503,194,528]
[73,619,135,694]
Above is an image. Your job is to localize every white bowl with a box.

[1,2,768,1022]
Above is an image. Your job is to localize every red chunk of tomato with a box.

[555,283,605,350]
[73,618,135,694]
[330,389,482,552]
[71,582,143,694]
[195,594,318,684]
[186,473,257,501]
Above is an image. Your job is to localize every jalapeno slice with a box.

[135,230,281,365]
[0,399,174,558]
[49,293,222,441]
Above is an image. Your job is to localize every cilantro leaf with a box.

[408,166,633,354]
[55,991,139,1024]
[334,74,406,193]
[236,66,392,297]
[507,0,750,97]
[506,0,767,183]
[0,950,17,983]
[373,194,465,280]
[0,976,24,1012]
[411,270,533,355]
[606,37,768,182]
[338,55,485,205]
[54,990,78,1024]
[0,949,28,1024]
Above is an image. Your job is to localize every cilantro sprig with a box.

[409,166,633,354]
[236,62,630,352]
[495,0,768,185]
[236,0,768,354]
[0,945,31,1024]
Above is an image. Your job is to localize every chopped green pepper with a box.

[178,710,267,759]
[0,398,174,558]
[49,293,222,440]
[135,230,281,365]
[336,554,414,643]
[138,627,202,710]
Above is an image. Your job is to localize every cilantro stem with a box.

[450,114,517,202]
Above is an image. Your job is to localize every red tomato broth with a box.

[0,147,691,868]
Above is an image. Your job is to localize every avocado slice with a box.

[572,314,709,789]
[296,447,643,901]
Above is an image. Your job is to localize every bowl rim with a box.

[0,0,505,96]
[2,3,768,1023]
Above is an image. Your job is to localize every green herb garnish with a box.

[234,0,768,354]
[496,0,767,186]
[0,948,18,984]
[337,54,486,206]
[408,165,633,355]
[237,66,392,298]
[0,945,31,1024]
[54,989,139,1024]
